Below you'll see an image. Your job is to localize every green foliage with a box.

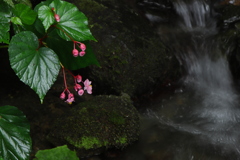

[49,0,96,42]
[3,0,32,7]
[3,0,14,7]
[38,5,55,31]
[0,1,12,44]
[0,105,32,160]
[34,145,80,160]
[13,3,37,25]
[0,0,99,103]
[8,31,61,103]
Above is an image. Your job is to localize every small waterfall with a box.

[147,0,240,158]
[174,0,213,29]
[172,0,240,127]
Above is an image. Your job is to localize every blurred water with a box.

[135,0,240,159]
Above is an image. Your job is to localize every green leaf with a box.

[11,16,23,25]
[13,3,37,25]
[0,1,12,44]
[47,30,99,70]
[13,0,32,7]
[8,31,60,103]
[0,105,32,160]
[3,0,14,7]
[49,0,96,42]
[34,145,79,160]
[38,5,55,32]
[12,17,45,37]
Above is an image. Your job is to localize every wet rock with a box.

[216,4,240,79]
[67,0,180,97]
[47,94,140,157]
[136,0,174,24]
[220,4,240,26]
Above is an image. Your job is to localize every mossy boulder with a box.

[67,0,180,96]
[47,94,140,157]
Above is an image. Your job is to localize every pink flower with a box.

[80,43,86,51]
[68,93,74,99]
[72,49,78,57]
[84,79,92,94]
[54,14,60,22]
[60,92,65,100]
[65,98,74,104]
[65,93,74,104]
[74,83,82,91]
[79,51,85,57]
[78,89,84,96]
[75,75,82,83]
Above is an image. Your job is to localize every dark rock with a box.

[216,4,240,79]
[67,0,180,97]
[47,94,140,157]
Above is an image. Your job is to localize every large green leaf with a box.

[38,5,55,32]
[0,1,12,44]
[48,0,96,42]
[33,145,79,160]
[8,31,60,103]
[46,29,99,70]
[12,3,37,25]
[0,105,32,160]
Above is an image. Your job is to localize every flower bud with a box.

[72,49,78,57]
[79,51,85,57]
[80,43,86,51]
[74,83,82,91]
[68,93,74,99]
[75,75,82,83]
[60,92,65,100]
[78,89,84,96]
[54,14,60,22]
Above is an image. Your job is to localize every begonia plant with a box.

[0,0,99,104]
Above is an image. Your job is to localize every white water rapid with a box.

[144,0,240,159]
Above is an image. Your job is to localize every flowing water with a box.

[123,0,240,159]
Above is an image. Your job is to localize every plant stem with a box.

[61,63,68,90]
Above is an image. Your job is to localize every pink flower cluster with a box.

[60,74,92,104]
[72,41,86,57]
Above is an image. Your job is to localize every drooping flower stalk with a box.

[59,63,75,104]
[59,64,92,104]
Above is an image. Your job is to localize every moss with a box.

[108,112,125,125]
[116,136,127,144]
[67,136,107,150]
[48,94,140,157]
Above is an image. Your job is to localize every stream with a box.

[120,0,240,159]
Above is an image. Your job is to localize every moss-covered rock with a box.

[47,94,140,157]
[67,0,180,96]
